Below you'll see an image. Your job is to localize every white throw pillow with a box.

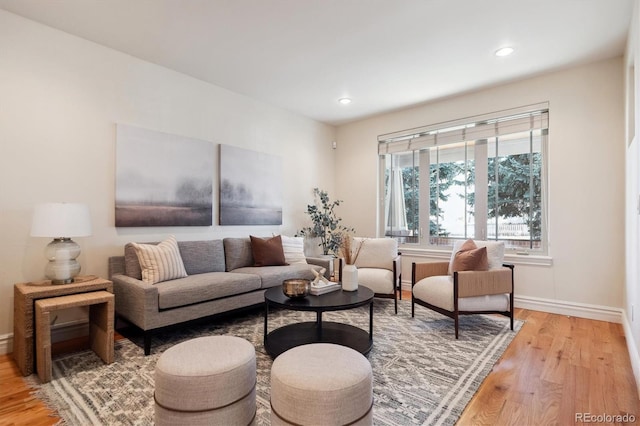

[131,235,188,284]
[280,235,307,264]
[448,239,505,275]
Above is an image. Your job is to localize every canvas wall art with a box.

[219,144,282,225]
[115,124,214,227]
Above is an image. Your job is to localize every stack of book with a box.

[309,281,341,296]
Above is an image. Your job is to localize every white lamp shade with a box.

[31,203,92,238]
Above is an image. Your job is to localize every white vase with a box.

[342,264,358,291]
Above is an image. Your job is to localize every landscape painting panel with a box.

[116,124,213,227]
[219,144,282,225]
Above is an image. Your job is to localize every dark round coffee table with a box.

[263,285,374,358]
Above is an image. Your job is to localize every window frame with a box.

[378,103,550,256]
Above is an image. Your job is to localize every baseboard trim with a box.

[0,320,90,356]
[514,295,623,323]
[0,332,12,356]
[621,310,640,396]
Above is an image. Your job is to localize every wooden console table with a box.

[13,276,113,376]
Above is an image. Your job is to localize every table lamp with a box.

[30,202,92,284]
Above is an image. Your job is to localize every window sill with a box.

[398,246,553,267]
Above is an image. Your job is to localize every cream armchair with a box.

[411,240,514,338]
[340,237,401,313]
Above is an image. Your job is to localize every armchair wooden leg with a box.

[454,313,459,339]
[411,294,415,318]
[394,290,398,314]
[510,291,515,331]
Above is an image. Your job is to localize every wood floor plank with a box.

[458,308,639,425]
[0,301,638,425]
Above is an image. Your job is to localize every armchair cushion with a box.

[413,276,510,312]
[357,268,395,295]
[448,240,505,274]
[451,239,488,272]
[353,237,397,270]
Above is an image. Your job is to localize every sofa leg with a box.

[144,333,151,356]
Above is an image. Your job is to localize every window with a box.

[379,104,549,253]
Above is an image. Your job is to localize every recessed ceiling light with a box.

[495,47,514,57]
[338,98,352,105]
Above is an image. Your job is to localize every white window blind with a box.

[378,103,549,154]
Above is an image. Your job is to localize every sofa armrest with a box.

[455,267,513,298]
[412,261,449,284]
[111,274,159,330]
[305,256,333,279]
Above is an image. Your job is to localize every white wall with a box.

[624,0,640,395]
[336,57,625,315]
[0,10,336,341]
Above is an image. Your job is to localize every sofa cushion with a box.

[224,238,254,271]
[280,235,307,265]
[131,236,188,284]
[156,272,261,310]
[250,235,287,267]
[232,264,321,289]
[178,240,226,274]
[124,240,226,279]
[124,242,143,279]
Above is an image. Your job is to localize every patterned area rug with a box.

[31,299,521,425]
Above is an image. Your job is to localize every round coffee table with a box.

[263,286,374,358]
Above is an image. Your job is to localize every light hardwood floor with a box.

[1,297,638,425]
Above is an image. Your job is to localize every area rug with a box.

[31,299,521,425]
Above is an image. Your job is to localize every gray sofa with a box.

[108,237,330,354]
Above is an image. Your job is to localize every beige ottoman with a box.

[155,335,256,426]
[270,343,373,425]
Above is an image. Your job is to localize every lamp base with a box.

[44,238,81,284]
[51,277,74,285]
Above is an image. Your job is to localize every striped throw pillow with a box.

[131,236,188,284]
[280,235,307,265]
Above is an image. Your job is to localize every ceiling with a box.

[0,0,634,125]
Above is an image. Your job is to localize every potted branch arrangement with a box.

[297,188,354,256]
[339,235,363,291]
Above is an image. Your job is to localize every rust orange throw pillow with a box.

[451,239,489,272]
[250,235,287,267]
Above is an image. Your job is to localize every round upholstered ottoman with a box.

[154,335,256,426]
[270,343,373,425]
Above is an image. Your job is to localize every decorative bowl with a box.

[282,278,310,298]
